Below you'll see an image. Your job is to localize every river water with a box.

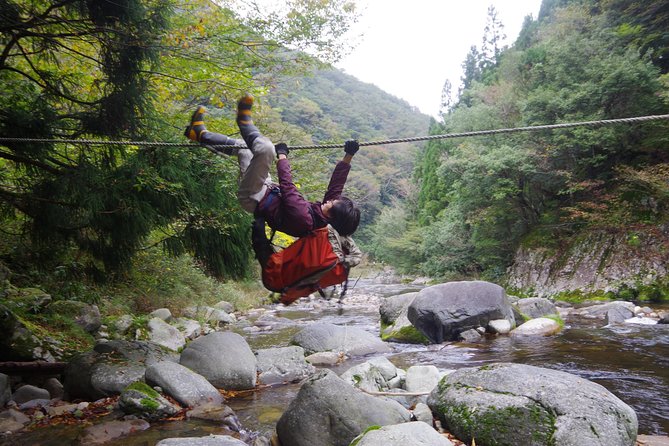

[3,279,668,445]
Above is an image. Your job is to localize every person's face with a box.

[321,199,338,218]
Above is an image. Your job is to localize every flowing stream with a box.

[4,279,668,445]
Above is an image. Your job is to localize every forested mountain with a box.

[368,0,669,297]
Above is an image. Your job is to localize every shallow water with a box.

[4,280,667,444]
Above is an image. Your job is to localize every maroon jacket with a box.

[255,159,351,237]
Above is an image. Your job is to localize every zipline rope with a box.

[1,114,668,153]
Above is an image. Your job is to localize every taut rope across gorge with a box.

[1,114,668,154]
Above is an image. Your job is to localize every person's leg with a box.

[235,95,275,212]
[185,105,244,155]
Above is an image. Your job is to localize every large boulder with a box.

[0,303,57,361]
[428,362,638,446]
[408,281,515,343]
[380,293,418,325]
[145,361,224,407]
[277,369,411,446]
[47,300,101,334]
[63,340,177,400]
[292,323,391,356]
[340,356,403,392]
[179,332,256,390]
[255,346,315,385]
[147,317,186,352]
[351,422,454,446]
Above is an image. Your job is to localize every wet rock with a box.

[156,435,248,446]
[0,408,30,433]
[340,356,403,392]
[11,384,50,404]
[380,293,429,344]
[186,403,242,432]
[0,373,10,407]
[305,351,342,366]
[255,346,315,385]
[488,319,512,334]
[78,419,150,445]
[292,323,391,357]
[150,308,172,321]
[63,340,177,400]
[428,362,637,446]
[276,369,411,446]
[511,317,561,337]
[145,360,224,407]
[659,312,669,324]
[408,281,515,343]
[119,381,180,420]
[180,332,256,390]
[46,403,78,417]
[606,306,634,325]
[351,421,454,446]
[571,301,635,319]
[47,300,101,334]
[459,328,483,342]
[513,297,558,320]
[148,317,186,352]
[380,293,418,325]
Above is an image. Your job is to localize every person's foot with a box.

[237,94,261,148]
[184,105,208,142]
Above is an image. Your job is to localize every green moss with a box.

[380,324,430,344]
[125,381,160,399]
[140,397,159,411]
[350,425,382,446]
[544,314,565,329]
[443,403,557,446]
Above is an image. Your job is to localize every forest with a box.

[1,0,668,315]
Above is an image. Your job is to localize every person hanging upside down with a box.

[184,95,362,300]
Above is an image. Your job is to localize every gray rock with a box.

[0,373,10,407]
[380,293,419,325]
[351,422,454,446]
[148,317,186,352]
[186,403,242,432]
[145,361,224,407]
[510,317,561,337]
[113,315,134,335]
[47,300,101,334]
[659,312,669,324]
[428,362,637,446]
[0,303,56,361]
[606,306,635,325]
[79,419,150,445]
[255,346,315,385]
[11,384,50,404]
[156,436,248,446]
[43,377,64,400]
[405,365,440,393]
[119,381,180,420]
[180,332,256,390]
[488,319,512,334]
[150,308,173,321]
[305,351,342,366]
[213,300,235,314]
[412,403,433,425]
[340,357,402,392]
[292,323,391,356]
[0,408,30,433]
[63,340,177,400]
[3,287,51,313]
[183,306,234,327]
[276,369,411,446]
[459,328,483,342]
[571,301,636,319]
[174,318,203,340]
[408,281,515,343]
[514,297,558,319]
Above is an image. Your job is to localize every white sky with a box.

[336,0,543,117]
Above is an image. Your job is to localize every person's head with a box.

[326,196,360,236]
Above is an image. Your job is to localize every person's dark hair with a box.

[329,196,360,236]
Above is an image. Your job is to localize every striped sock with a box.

[237,94,261,148]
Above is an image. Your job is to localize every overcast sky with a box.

[336,0,543,117]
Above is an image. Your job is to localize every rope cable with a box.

[1,114,668,152]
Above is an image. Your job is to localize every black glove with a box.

[275,143,289,158]
[344,140,359,156]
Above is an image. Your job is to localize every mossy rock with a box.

[381,324,430,344]
[119,381,180,420]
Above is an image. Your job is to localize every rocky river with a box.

[1,276,668,445]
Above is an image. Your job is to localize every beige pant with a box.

[236,136,275,213]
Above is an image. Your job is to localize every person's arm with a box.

[322,140,358,203]
[275,149,312,227]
